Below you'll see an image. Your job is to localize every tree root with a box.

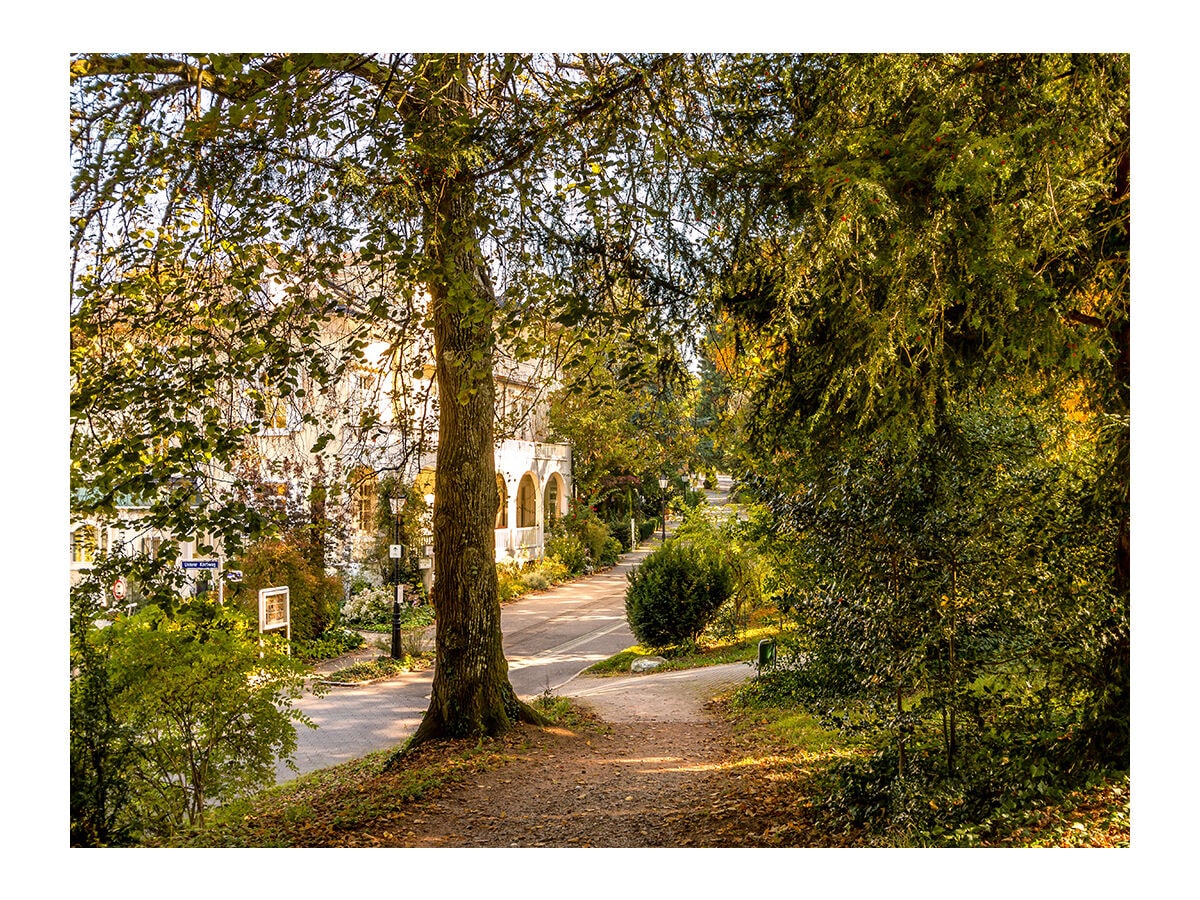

[383,697,548,771]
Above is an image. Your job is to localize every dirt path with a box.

[396,663,766,847]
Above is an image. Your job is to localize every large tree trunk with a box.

[405,54,542,747]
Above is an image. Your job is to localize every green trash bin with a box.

[757,638,776,669]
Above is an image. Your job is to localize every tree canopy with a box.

[71,52,713,743]
[71,51,1130,769]
[698,53,1129,766]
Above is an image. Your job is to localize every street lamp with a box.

[658,476,668,543]
[389,494,406,660]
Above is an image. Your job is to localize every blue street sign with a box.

[181,559,220,570]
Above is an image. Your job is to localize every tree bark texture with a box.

[406,55,541,746]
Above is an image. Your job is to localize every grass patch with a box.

[165,737,517,847]
[320,654,431,683]
[747,707,849,756]
[585,648,650,675]
[585,624,779,675]
[529,690,610,732]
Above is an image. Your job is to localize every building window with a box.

[516,473,538,528]
[258,376,290,431]
[141,535,162,558]
[350,466,377,532]
[495,473,508,529]
[265,396,289,431]
[544,476,561,524]
[71,527,96,564]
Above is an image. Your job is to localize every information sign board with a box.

[258,586,290,635]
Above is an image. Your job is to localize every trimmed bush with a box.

[598,536,622,567]
[607,516,634,552]
[638,518,659,542]
[624,540,734,649]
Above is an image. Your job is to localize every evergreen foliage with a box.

[625,539,734,649]
[699,52,1128,775]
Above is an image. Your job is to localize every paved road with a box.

[276,546,653,783]
[276,474,742,784]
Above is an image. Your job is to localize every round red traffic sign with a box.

[112,577,127,602]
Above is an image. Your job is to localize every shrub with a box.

[228,539,343,642]
[498,556,572,602]
[521,570,551,592]
[535,555,570,583]
[624,540,734,649]
[607,516,634,552]
[599,536,623,567]
[94,600,311,838]
[294,626,366,661]
[341,587,432,631]
[638,518,659,542]
[546,532,588,574]
[340,586,394,627]
[580,519,612,563]
[497,562,525,602]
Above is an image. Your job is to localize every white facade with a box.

[242,317,574,574]
[493,439,572,563]
[71,274,572,588]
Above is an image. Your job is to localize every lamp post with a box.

[658,476,668,543]
[389,495,406,660]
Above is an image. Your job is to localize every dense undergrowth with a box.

[728,672,1129,847]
